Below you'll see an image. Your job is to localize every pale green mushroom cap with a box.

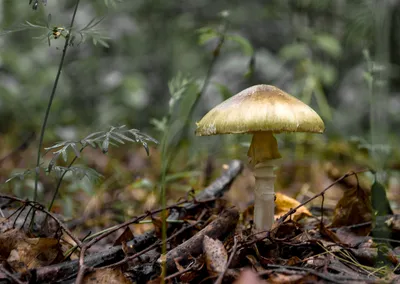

[195,84,325,136]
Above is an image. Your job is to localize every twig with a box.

[164,208,239,273]
[97,209,207,272]
[75,210,208,284]
[214,235,238,284]
[259,264,376,283]
[0,132,35,166]
[0,194,82,248]
[164,265,194,281]
[8,160,242,283]
[47,147,83,212]
[238,169,371,248]
[276,169,369,225]
[0,266,26,284]
[74,201,192,284]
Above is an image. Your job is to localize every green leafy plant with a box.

[279,31,339,120]
[0,1,158,221]
[4,125,157,213]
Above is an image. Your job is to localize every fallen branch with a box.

[13,160,242,283]
[27,232,157,283]
[259,264,376,283]
[214,235,238,284]
[0,194,82,248]
[164,208,239,273]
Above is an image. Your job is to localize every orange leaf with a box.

[275,193,312,222]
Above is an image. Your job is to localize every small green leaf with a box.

[142,141,149,156]
[197,27,219,45]
[102,138,109,154]
[226,34,254,56]
[70,143,81,158]
[314,81,332,120]
[371,180,393,216]
[313,34,342,58]
[45,141,68,150]
[215,83,233,101]
[48,152,61,172]
[109,134,125,144]
[280,43,310,61]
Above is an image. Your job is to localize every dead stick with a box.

[24,160,242,284]
[215,235,238,284]
[0,266,26,284]
[0,195,82,248]
[164,208,239,273]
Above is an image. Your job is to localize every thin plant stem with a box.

[47,147,84,212]
[159,154,171,281]
[158,22,227,284]
[33,0,81,201]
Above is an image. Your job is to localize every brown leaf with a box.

[0,217,15,234]
[113,227,134,246]
[268,273,317,283]
[319,223,341,243]
[285,256,302,266]
[275,193,312,222]
[335,227,371,247]
[330,186,372,236]
[152,216,165,239]
[203,235,227,276]
[245,255,264,272]
[0,229,24,259]
[173,256,204,282]
[6,233,62,272]
[234,268,265,284]
[173,257,186,272]
[83,268,131,284]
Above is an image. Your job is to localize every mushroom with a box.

[195,84,325,231]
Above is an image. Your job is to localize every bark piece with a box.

[164,208,239,273]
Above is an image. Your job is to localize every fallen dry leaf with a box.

[330,186,372,236]
[0,228,25,259]
[319,222,341,243]
[83,268,131,284]
[234,268,265,284]
[173,257,198,283]
[113,226,134,246]
[152,215,164,239]
[203,235,227,276]
[5,231,62,272]
[274,192,312,222]
[268,273,318,283]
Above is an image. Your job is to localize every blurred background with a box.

[0,0,399,223]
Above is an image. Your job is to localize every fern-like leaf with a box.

[4,169,33,183]
[51,165,103,183]
[45,141,81,172]
[82,125,158,155]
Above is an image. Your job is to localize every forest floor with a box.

[0,144,399,284]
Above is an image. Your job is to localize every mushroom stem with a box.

[247,131,281,231]
[253,160,278,231]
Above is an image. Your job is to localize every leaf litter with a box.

[0,161,399,283]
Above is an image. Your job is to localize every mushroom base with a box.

[253,160,279,231]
